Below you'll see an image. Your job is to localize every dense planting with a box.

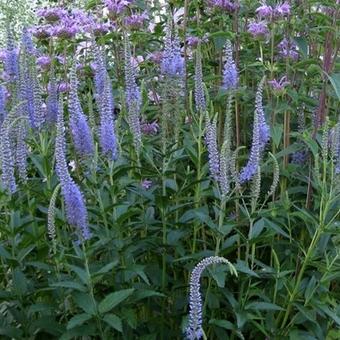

[0,0,339,339]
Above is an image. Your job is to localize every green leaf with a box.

[134,289,165,301]
[235,260,259,278]
[249,219,265,239]
[51,281,87,292]
[245,302,283,311]
[103,314,123,332]
[209,319,234,330]
[68,265,90,285]
[326,73,340,100]
[98,289,134,314]
[67,313,92,330]
[73,292,96,315]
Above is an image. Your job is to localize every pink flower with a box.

[247,21,269,39]
[141,179,153,190]
[268,76,290,94]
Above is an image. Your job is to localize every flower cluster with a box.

[247,21,269,39]
[33,6,114,39]
[277,38,299,60]
[104,0,133,15]
[186,256,236,340]
[268,76,290,95]
[141,120,159,135]
[256,1,291,20]
[207,0,238,12]
[124,12,148,29]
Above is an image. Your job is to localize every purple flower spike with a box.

[161,21,185,78]
[68,63,94,157]
[239,77,269,183]
[186,256,236,340]
[222,40,238,91]
[0,118,16,193]
[205,114,220,181]
[194,49,206,112]
[55,99,91,241]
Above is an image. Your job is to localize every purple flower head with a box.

[222,40,238,91]
[277,38,299,60]
[31,25,52,39]
[55,99,91,240]
[187,36,201,48]
[247,21,269,39]
[274,2,291,18]
[68,62,94,156]
[161,22,185,78]
[37,55,51,70]
[194,49,206,112]
[141,179,152,190]
[124,12,148,29]
[186,257,235,340]
[147,51,163,64]
[268,76,290,94]
[90,22,113,36]
[291,150,308,165]
[239,77,269,183]
[37,7,67,23]
[51,22,78,39]
[256,1,273,18]
[141,120,159,135]
[58,82,70,93]
[207,0,238,12]
[104,0,133,15]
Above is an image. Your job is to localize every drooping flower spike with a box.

[186,256,237,340]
